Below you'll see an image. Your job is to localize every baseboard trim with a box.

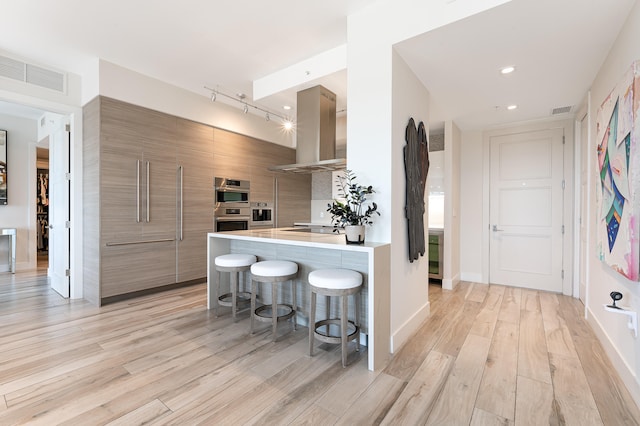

[100,278,205,306]
[461,272,482,283]
[587,305,640,409]
[442,273,460,290]
[390,301,430,353]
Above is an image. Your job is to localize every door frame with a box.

[574,94,591,313]
[482,118,575,295]
[2,89,83,299]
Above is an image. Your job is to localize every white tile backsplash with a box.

[310,199,333,225]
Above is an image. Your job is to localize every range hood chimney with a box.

[270,85,346,173]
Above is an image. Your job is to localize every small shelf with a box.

[603,304,638,338]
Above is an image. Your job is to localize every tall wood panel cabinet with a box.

[83,97,214,305]
[176,119,214,282]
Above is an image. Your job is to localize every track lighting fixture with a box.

[204,85,294,131]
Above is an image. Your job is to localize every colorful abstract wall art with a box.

[597,60,640,280]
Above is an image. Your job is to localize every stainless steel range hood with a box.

[269,85,346,173]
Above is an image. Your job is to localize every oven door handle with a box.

[215,216,251,222]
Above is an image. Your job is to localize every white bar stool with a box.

[214,254,257,320]
[250,260,298,340]
[308,268,362,367]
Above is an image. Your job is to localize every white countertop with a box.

[208,228,387,251]
[293,222,334,227]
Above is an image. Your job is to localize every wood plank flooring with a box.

[1,271,639,425]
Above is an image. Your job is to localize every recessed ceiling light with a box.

[500,66,515,75]
[283,105,291,110]
[507,104,518,110]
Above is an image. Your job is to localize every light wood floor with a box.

[1,271,639,425]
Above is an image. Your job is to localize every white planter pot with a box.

[345,225,365,244]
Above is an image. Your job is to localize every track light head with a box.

[243,104,248,114]
[265,112,270,122]
[210,91,216,102]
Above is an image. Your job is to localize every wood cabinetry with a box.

[83,96,308,305]
[89,97,178,300]
[212,128,311,227]
[176,119,214,282]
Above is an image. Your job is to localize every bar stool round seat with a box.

[308,268,362,367]
[214,254,256,320]
[250,260,299,340]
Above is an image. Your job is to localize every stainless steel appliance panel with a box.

[250,201,274,227]
[214,177,250,231]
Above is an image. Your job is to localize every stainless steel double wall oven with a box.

[214,177,250,232]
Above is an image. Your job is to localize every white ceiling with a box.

[0,0,636,132]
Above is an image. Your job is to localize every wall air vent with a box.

[551,105,572,115]
[0,54,66,93]
[0,55,25,81]
[26,64,65,92]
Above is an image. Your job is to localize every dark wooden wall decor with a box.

[404,117,430,262]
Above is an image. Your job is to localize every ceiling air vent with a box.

[551,105,572,115]
[0,54,66,93]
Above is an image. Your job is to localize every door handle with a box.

[179,165,183,241]
[136,160,141,223]
[146,161,150,223]
[492,225,504,232]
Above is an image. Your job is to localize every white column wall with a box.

[390,50,431,351]
[346,0,511,352]
[443,120,461,289]
[459,130,484,282]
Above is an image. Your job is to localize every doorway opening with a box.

[36,147,49,270]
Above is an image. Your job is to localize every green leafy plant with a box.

[327,169,380,228]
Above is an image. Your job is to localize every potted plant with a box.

[327,170,380,244]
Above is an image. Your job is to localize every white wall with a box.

[586,0,640,406]
[428,151,444,229]
[388,50,431,351]
[0,114,39,271]
[460,130,484,282]
[443,121,461,289]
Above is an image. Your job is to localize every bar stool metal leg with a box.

[341,295,348,367]
[271,281,278,340]
[355,292,361,352]
[309,290,316,356]
[214,269,221,317]
[231,270,237,319]
[250,278,257,334]
[292,280,297,331]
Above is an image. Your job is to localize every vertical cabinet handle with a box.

[274,177,278,228]
[179,165,184,241]
[146,161,150,223]
[136,160,141,223]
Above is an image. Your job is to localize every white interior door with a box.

[48,120,70,298]
[489,128,564,292]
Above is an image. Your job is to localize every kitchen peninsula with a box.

[207,228,391,371]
